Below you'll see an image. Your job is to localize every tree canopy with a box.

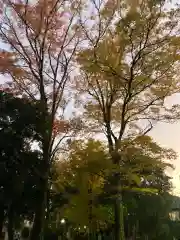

[0,90,42,239]
[0,0,180,239]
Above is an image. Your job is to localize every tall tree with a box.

[123,192,172,239]
[0,90,42,239]
[76,0,180,239]
[52,137,176,239]
[0,0,82,239]
[54,139,113,237]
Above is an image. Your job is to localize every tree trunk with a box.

[30,175,48,240]
[45,188,50,230]
[114,195,125,240]
[30,146,49,240]
[132,224,136,240]
[7,205,14,240]
[88,184,93,240]
[111,151,125,240]
[30,101,51,240]
[0,205,5,238]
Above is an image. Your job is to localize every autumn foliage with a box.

[0,0,180,239]
[0,0,82,239]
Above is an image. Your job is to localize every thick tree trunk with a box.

[114,195,125,240]
[29,96,54,240]
[111,151,125,240]
[88,185,93,240]
[45,188,50,230]
[7,205,14,240]
[132,224,136,240]
[30,99,51,240]
[0,206,5,238]
[30,144,50,240]
[30,175,48,240]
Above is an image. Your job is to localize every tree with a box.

[0,90,43,239]
[119,135,175,192]
[123,192,172,239]
[76,0,180,239]
[0,0,82,238]
[52,137,176,239]
[53,139,113,238]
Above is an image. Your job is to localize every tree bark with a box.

[30,100,51,240]
[132,224,136,240]
[111,151,125,240]
[88,184,93,240]
[30,177,48,240]
[0,205,5,238]
[30,141,50,240]
[114,195,125,240]
[7,205,14,240]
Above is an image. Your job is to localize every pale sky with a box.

[150,93,180,195]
